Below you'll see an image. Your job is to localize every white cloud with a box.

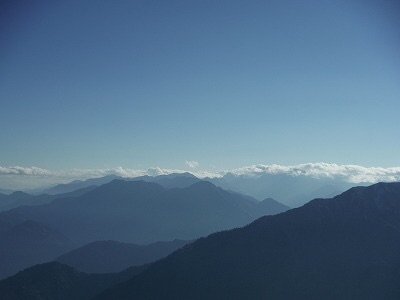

[0,165,222,190]
[229,162,400,183]
[185,160,199,169]
[0,166,52,176]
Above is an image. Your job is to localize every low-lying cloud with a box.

[0,165,221,190]
[1,162,399,190]
[229,162,400,183]
[0,166,52,176]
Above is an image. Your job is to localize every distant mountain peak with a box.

[158,172,197,178]
[188,180,217,189]
[9,191,31,197]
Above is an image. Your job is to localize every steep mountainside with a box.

[95,182,400,300]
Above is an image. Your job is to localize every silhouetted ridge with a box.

[56,239,191,273]
[296,182,400,222]
[0,262,147,300]
[94,182,400,300]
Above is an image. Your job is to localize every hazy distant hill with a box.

[209,172,358,207]
[35,172,356,207]
[0,188,14,195]
[0,262,148,300]
[0,220,74,279]
[0,180,288,277]
[131,172,201,189]
[0,192,35,211]
[95,182,400,300]
[0,186,96,212]
[40,172,201,195]
[250,197,291,218]
[41,175,122,195]
[2,180,288,245]
[56,239,191,273]
[31,171,356,209]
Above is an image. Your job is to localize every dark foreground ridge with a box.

[94,182,400,300]
[0,262,148,300]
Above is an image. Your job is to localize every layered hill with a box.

[39,173,199,195]
[56,239,191,273]
[0,220,74,279]
[2,180,288,245]
[40,175,122,195]
[0,173,200,212]
[0,180,288,278]
[0,186,97,212]
[0,262,147,300]
[95,182,400,300]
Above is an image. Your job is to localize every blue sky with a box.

[1,0,400,175]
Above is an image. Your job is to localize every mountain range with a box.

[1,182,400,299]
[39,172,200,195]
[2,180,288,245]
[0,186,97,212]
[40,175,122,195]
[94,182,400,300]
[14,171,363,208]
[0,179,288,278]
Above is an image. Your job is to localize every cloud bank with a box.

[1,162,399,190]
[0,166,52,176]
[229,162,400,183]
[0,165,221,190]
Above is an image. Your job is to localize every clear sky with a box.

[1,0,400,174]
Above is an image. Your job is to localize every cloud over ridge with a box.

[229,162,400,183]
[1,163,399,190]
